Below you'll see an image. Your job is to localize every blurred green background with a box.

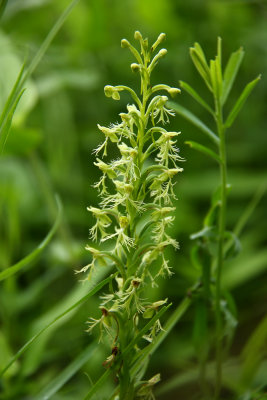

[0,0,266,399]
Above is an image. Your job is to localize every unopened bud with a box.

[121,39,130,48]
[151,33,166,52]
[168,87,181,98]
[131,63,140,72]
[104,85,120,101]
[158,48,167,58]
[157,33,166,43]
[134,31,142,41]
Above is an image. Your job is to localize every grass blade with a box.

[241,314,267,385]
[0,0,8,20]
[185,140,221,164]
[0,196,62,281]
[225,75,261,128]
[0,63,25,141]
[189,44,212,91]
[222,249,267,290]
[0,274,115,378]
[179,80,214,115]
[124,304,171,358]
[0,0,80,145]
[221,47,244,105]
[169,101,219,145]
[20,0,80,89]
[35,343,98,400]
[0,89,25,154]
[131,297,191,376]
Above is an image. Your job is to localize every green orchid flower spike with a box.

[79,31,183,399]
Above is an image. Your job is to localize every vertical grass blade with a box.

[0,196,62,281]
[20,0,80,89]
[131,297,192,376]
[0,89,25,154]
[0,0,8,20]
[35,343,98,400]
[0,0,80,147]
[0,274,115,378]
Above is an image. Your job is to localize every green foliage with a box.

[0,1,266,399]
[171,36,262,400]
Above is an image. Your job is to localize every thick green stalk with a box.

[214,99,227,399]
[118,50,148,400]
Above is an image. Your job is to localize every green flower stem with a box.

[214,98,227,399]
[175,39,259,400]
[117,51,150,400]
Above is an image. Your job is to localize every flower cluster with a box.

[78,31,183,398]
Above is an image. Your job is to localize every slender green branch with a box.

[214,97,227,399]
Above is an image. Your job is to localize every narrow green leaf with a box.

[123,304,171,358]
[0,196,62,281]
[222,249,267,290]
[0,89,25,154]
[194,43,209,67]
[204,202,219,228]
[190,47,212,91]
[233,183,266,238]
[210,59,221,100]
[0,0,80,146]
[155,359,240,396]
[241,314,267,385]
[20,0,80,89]
[131,297,191,376]
[0,274,114,377]
[179,80,214,115]
[83,369,111,400]
[0,0,8,20]
[169,101,219,146]
[35,343,98,400]
[0,63,25,139]
[185,140,221,163]
[221,47,244,105]
[225,75,261,128]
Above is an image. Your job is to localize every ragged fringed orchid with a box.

[78,31,183,400]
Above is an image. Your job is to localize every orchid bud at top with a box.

[121,38,130,48]
[151,33,166,52]
[134,30,142,41]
